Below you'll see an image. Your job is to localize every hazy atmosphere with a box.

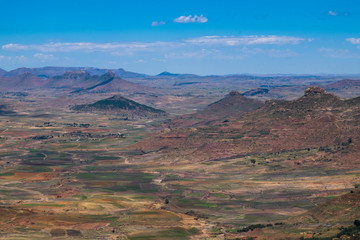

[1,0,360,74]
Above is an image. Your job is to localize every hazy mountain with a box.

[111,68,147,79]
[70,71,150,93]
[0,68,7,76]
[4,67,147,79]
[0,73,48,89]
[4,67,85,78]
[47,71,94,89]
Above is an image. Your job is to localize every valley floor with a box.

[0,93,359,240]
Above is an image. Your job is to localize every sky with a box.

[0,0,360,75]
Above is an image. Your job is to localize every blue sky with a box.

[1,0,360,75]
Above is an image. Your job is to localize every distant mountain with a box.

[0,70,152,94]
[111,68,147,79]
[4,67,83,78]
[36,70,151,94]
[157,71,179,77]
[0,68,7,76]
[0,73,48,90]
[168,91,264,128]
[69,71,149,93]
[71,95,166,118]
[4,67,147,79]
[156,71,200,79]
[47,71,93,89]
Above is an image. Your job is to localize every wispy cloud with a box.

[318,48,360,58]
[165,48,219,59]
[0,55,26,61]
[174,15,208,23]
[2,42,177,53]
[185,35,308,46]
[324,11,351,17]
[328,11,338,16]
[151,21,166,27]
[2,35,309,59]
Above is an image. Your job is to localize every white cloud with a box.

[328,11,338,16]
[346,38,360,47]
[185,35,307,46]
[34,53,54,60]
[151,21,166,27]
[174,15,208,23]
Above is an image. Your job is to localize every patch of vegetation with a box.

[72,195,88,200]
[237,223,273,233]
[212,193,227,198]
[0,172,14,176]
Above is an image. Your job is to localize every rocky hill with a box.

[71,95,167,119]
[167,90,264,128]
[133,87,360,166]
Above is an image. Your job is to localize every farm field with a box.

[0,89,359,239]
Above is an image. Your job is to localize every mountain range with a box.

[0,66,147,79]
[0,70,152,94]
[0,67,359,99]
